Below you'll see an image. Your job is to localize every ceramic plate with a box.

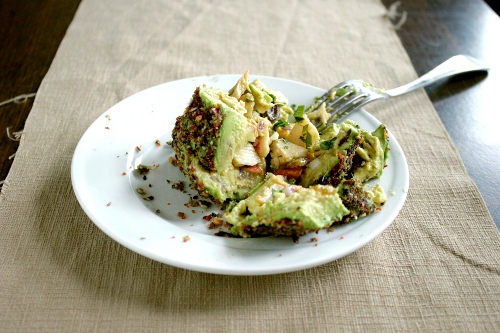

[71,75,409,275]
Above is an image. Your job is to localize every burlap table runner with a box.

[1,0,499,331]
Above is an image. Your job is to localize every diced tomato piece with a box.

[241,165,264,174]
[274,167,303,179]
[253,137,261,151]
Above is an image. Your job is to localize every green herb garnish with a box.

[273,119,289,131]
[294,105,305,121]
[319,137,337,150]
[300,124,313,148]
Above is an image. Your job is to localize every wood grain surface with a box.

[1,0,499,228]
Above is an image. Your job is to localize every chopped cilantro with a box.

[300,124,312,148]
[264,90,277,102]
[293,105,305,121]
[273,119,289,131]
[320,137,337,150]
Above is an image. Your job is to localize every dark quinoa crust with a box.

[172,86,225,173]
[314,131,363,187]
[236,218,315,243]
[171,86,226,204]
[339,180,382,223]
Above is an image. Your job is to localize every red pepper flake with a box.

[155,139,161,146]
[311,237,318,242]
[177,212,187,219]
[183,235,190,242]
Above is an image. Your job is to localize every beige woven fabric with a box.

[1,0,500,331]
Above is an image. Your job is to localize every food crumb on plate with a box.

[183,235,190,242]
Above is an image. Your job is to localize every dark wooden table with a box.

[1,0,499,229]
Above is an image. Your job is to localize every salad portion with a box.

[171,72,389,241]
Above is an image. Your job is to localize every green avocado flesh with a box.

[226,174,349,240]
[171,74,390,241]
[172,85,264,204]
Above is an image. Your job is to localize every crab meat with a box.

[233,143,261,167]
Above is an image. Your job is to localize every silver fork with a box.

[307,55,489,127]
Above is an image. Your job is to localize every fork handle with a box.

[386,55,489,97]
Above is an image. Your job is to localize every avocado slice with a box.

[337,180,387,222]
[299,120,389,188]
[172,85,265,205]
[249,83,274,113]
[226,174,350,241]
[226,173,387,242]
[353,124,389,182]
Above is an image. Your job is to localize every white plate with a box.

[71,75,409,275]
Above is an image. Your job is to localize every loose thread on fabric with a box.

[6,127,24,142]
[0,97,28,188]
[0,93,36,107]
[386,1,408,30]
[5,125,25,161]
[0,93,35,166]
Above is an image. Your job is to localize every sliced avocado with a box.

[299,121,389,188]
[337,180,386,222]
[299,120,362,187]
[172,85,265,205]
[353,124,389,182]
[226,174,350,241]
[249,83,273,113]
